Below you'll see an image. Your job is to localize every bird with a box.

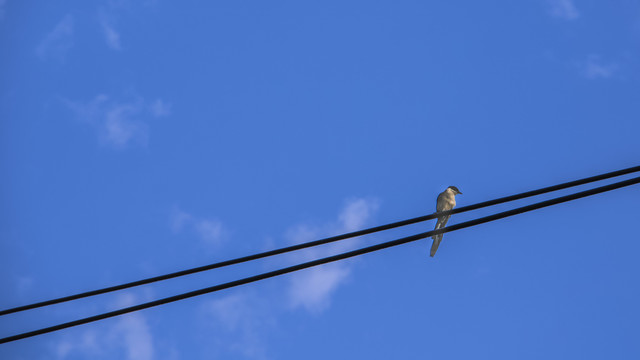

[430,186,462,257]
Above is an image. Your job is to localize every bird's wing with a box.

[436,192,447,212]
[438,215,450,229]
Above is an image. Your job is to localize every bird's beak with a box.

[458,190,463,194]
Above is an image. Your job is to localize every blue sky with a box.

[1,0,639,359]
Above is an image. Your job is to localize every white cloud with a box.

[203,292,269,359]
[197,219,224,245]
[548,0,579,20]
[55,330,101,359]
[36,14,74,62]
[171,207,226,247]
[584,55,618,79]
[101,20,122,50]
[205,293,251,332]
[104,102,148,148]
[288,261,350,313]
[170,208,192,232]
[54,293,154,360]
[339,198,379,232]
[196,198,379,357]
[98,5,124,51]
[287,198,379,313]
[15,276,34,295]
[110,294,154,360]
[98,0,160,51]
[65,93,167,149]
[150,99,172,117]
[0,0,7,20]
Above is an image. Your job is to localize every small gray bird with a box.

[431,186,462,257]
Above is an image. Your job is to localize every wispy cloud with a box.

[287,198,379,313]
[110,294,154,360]
[150,99,172,117]
[170,207,192,233]
[197,219,225,245]
[54,293,154,360]
[15,276,34,296]
[288,259,350,313]
[338,197,379,231]
[65,94,169,149]
[583,55,618,79]
[98,0,159,51]
[206,293,249,332]
[36,14,74,62]
[67,94,146,148]
[0,0,7,20]
[171,207,227,248]
[99,10,122,50]
[196,198,379,358]
[102,21,122,50]
[548,0,579,20]
[55,329,101,359]
[203,292,270,359]
[104,101,147,147]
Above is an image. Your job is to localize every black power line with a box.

[1,175,638,344]
[1,165,638,318]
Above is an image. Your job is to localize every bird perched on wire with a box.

[431,186,462,257]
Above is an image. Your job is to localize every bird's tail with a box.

[430,236,441,257]
[430,218,444,257]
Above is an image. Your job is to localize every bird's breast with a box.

[436,192,456,211]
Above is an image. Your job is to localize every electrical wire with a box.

[0,165,638,317]
[1,175,638,344]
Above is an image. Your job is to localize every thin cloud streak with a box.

[171,207,226,248]
[0,0,7,20]
[548,0,579,20]
[203,292,270,359]
[196,198,379,358]
[287,198,379,313]
[98,6,123,50]
[65,94,168,149]
[111,294,154,360]
[101,21,122,50]
[150,99,172,117]
[584,55,618,79]
[36,14,74,62]
[104,102,147,148]
[54,293,154,360]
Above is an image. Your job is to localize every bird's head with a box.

[447,186,462,195]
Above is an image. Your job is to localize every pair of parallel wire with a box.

[2,165,639,344]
